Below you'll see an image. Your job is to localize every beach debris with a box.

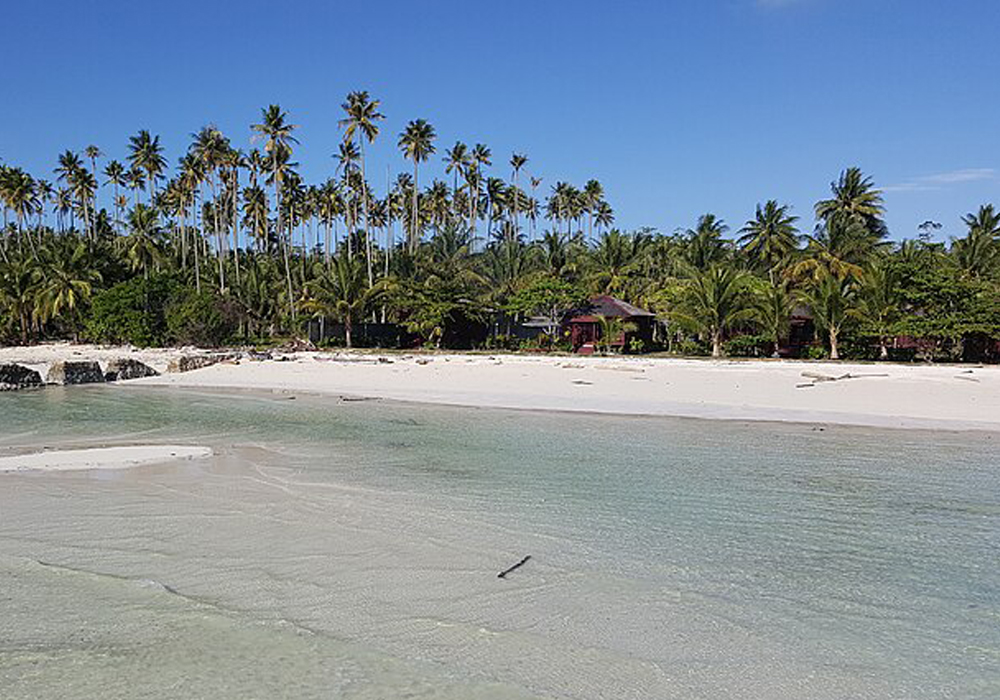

[796,371,889,388]
[498,555,532,579]
[46,360,106,385]
[340,396,379,403]
[954,374,981,383]
[415,358,432,365]
[273,337,317,353]
[572,380,593,385]
[0,363,43,392]
[247,350,273,362]
[104,358,159,381]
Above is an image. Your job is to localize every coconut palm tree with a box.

[103,160,127,232]
[0,256,38,342]
[34,240,101,339]
[752,279,794,357]
[684,214,730,270]
[127,130,167,202]
[84,144,103,215]
[738,200,800,280]
[582,179,604,241]
[510,153,528,234]
[799,272,856,360]
[443,142,470,198]
[252,104,299,319]
[120,204,165,278]
[672,264,754,358]
[190,125,231,291]
[397,119,437,252]
[339,91,384,286]
[954,204,1000,278]
[851,257,899,359]
[299,250,371,347]
[815,167,887,247]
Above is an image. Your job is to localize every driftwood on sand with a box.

[796,371,889,389]
[498,555,532,579]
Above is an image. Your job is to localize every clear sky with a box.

[2,0,998,242]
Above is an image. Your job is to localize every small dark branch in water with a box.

[498,555,531,579]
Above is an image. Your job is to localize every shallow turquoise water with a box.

[1,385,998,698]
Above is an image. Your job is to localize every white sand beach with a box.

[4,343,1000,431]
[138,352,1000,431]
[0,445,212,473]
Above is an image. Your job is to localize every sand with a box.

[4,343,1000,431]
[0,445,213,473]
[143,352,1000,431]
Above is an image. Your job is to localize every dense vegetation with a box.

[2,97,1000,360]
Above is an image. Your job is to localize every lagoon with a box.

[1,386,998,698]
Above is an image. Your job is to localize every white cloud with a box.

[883,168,997,193]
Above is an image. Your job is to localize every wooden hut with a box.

[566,296,655,354]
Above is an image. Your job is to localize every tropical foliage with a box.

[2,100,1000,361]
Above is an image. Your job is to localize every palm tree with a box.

[582,179,604,240]
[954,204,1000,278]
[103,160,127,232]
[752,279,794,357]
[54,151,85,235]
[120,204,165,278]
[684,214,730,270]
[190,125,231,291]
[339,91,384,286]
[672,264,754,358]
[815,167,886,248]
[510,153,528,235]
[799,273,856,360]
[469,143,492,241]
[0,257,38,343]
[397,119,437,252]
[1,168,39,252]
[299,251,371,347]
[440,142,467,201]
[84,144,103,215]
[34,240,101,339]
[252,104,299,320]
[738,200,799,279]
[127,130,167,202]
[851,257,899,359]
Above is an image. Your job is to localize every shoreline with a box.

[5,343,1000,432]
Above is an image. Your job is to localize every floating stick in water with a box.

[498,555,532,579]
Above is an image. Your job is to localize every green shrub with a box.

[84,274,182,347]
[805,344,828,360]
[723,334,769,357]
[165,292,237,347]
[673,338,709,356]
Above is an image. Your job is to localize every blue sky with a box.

[2,0,998,242]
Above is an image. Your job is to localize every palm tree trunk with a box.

[360,137,374,287]
[411,162,418,253]
[712,330,723,358]
[829,328,839,360]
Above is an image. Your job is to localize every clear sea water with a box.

[1,385,998,699]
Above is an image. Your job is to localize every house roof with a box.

[568,295,655,322]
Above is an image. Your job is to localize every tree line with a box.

[2,96,999,360]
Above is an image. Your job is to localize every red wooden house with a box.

[566,296,656,353]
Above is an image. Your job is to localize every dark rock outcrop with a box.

[46,360,106,385]
[105,358,159,381]
[166,353,239,373]
[0,364,43,391]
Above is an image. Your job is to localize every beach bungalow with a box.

[566,295,656,354]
